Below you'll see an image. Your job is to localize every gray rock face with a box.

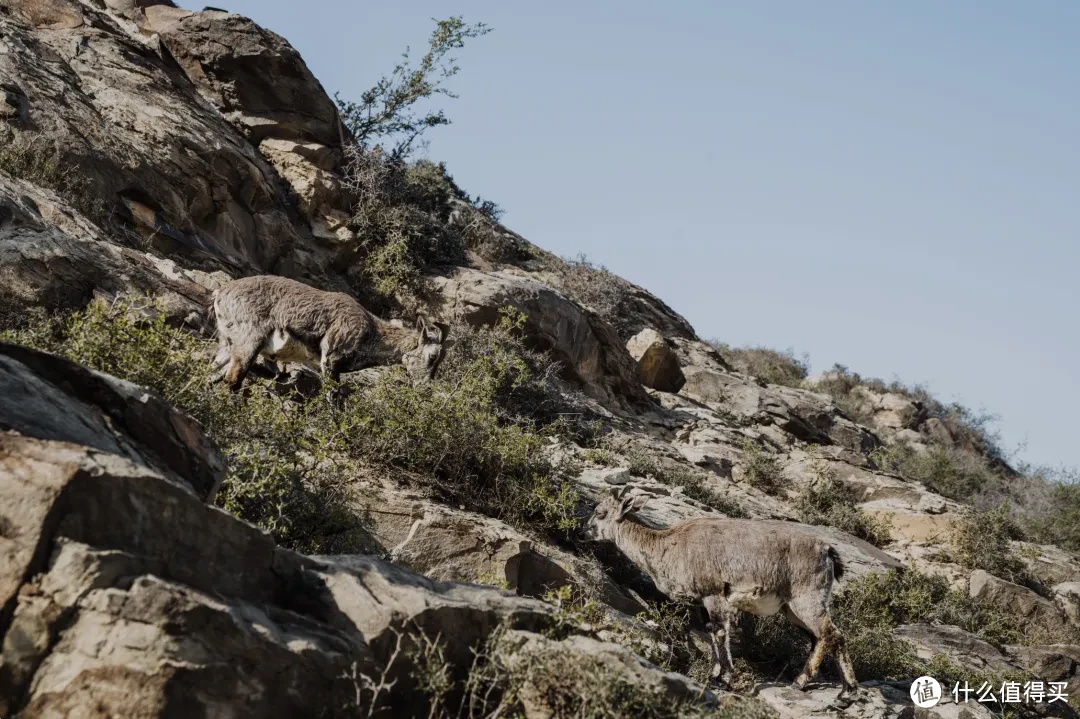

[0,174,215,322]
[757,680,995,719]
[626,327,685,393]
[0,342,224,501]
[1055,582,1080,629]
[142,6,342,146]
[0,405,558,717]
[895,624,1019,674]
[0,1,332,284]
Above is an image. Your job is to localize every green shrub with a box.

[342,149,466,302]
[949,505,1030,585]
[873,443,1002,504]
[795,458,892,548]
[1023,468,1080,552]
[832,566,1021,647]
[710,344,809,388]
[738,441,789,496]
[324,310,582,534]
[735,566,1025,688]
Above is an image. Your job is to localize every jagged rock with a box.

[1055,582,1080,629]
[1003,644,1080,705]
[0,342,224,501]
[259,138,354,244]
[757,680,995,718]
[433,267,649,410]
[681,366,878,452]
[494,630,749,719]
[895,624,1019,674]
[969,570,1071,636]
[6,540,369,719]
[0,409,559,717]
[626,327,685,393]
[351,488,645,616]
[142,6,342,146]
[668,336,732,373]
[0,174,212,322]
[1023,544,1080,587]
[0,2,329,276]
[783,453,957,543]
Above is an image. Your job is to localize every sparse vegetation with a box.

[618,442,747,517]
[0,133,110,227]
[832,565,1021,647]
[872,443,1001,504]
[949,505,1030,586]
[335,17,518,304]
[549,254,629,322]
[710,344,809,388]
[737,441,789,495]
[340,151,466,302]
[795,457,892,548]
[1023,466,1080,552]
[2,298,583,544]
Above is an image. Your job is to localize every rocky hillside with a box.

[2,2,1079,718]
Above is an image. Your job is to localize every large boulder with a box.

[625,327,685,393]
[353,488,645,616]
[433,267,649,410]
[969,570,1071,637]
[895,624,1019,674]
[142,6,342,146]
[0,342,224,501]
[0,406,559,717]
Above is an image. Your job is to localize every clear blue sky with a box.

[207,1,1079,471]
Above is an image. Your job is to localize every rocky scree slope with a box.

[1,2,1079,718]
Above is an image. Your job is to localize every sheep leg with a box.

[787,597,830,690]
[208,339,232,384]
[319,338,345,383]
[703,596,735,687]
[223,336,263,393]
[788,599,857,706]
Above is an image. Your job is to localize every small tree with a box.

[336,16,492,160]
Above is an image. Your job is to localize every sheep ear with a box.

[610,485,630,501]
[434,321,449,344]
[616,493,648,519]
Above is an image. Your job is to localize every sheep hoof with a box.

[830,687,857,709]
[709,665,732,689]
